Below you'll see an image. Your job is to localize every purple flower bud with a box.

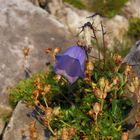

[54,45,87,84]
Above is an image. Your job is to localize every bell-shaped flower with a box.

[54,45,87,84]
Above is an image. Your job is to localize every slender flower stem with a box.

[92,26,100,60]
[48,121,56,136]
[60,120,71,127]
[43,96,48,108]
[101,99,104,111]
[101,21,106,66]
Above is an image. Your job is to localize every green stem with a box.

[48,121,56,136]
[43,96,48,108]
[60,120,71,127]
[101,99,104,111]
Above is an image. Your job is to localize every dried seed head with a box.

[127,83,135,93]
[133,76,139,88]
[61,128,69,140]
[37,82,43,91]
[77,39,86,47]
[88,110,94,116]
[34,76,41,86]
[69,128,75,136]
[32,90,39,99]
[44,84,51,93]
[113,76,119,85]
[46,107,53,119]
[41,116,49,126]
[104,80,112,93]
[23,47,29,57]
[54,75,61,81]
[93,102,101,116]
[53,107,61,116]
[113,54,122,64]
[125,65,132,76]
[94,88,103,99]
[53,48,61,54]
[86,60,94,71]
[44,48,52,54]
[121,132,128,140]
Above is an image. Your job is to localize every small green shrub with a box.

[9,20,137,139]
[63,0,86,9]
[127,17,140,41]
[9,72,47,108]
[88,0,128,18]
[63,0,128,18]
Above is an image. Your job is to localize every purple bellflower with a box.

[54,45,87,84]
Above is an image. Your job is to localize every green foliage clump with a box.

[127,17,140,41]
[9,72,47,108]
[63,0,128,18]
[9,20,136,139]
[63,0,86,9]
[9,54,136,139]
[88,0,128,18]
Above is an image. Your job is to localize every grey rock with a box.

[47,0,94,34]
[123,40,140,77]
[0,119,5,137]
[3,101,48,140]
[104,15,129,48]
[0,0,75,112]
[123,0,140,18]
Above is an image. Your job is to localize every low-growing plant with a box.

[63,0,128,18]
[127,17,140,41]
[10,18,139,139]
[63,0,86,9]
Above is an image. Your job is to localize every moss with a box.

[9,72,47,108]
[63,0,128,18]
[87,0,128,18]
[127,17,140,41]
[63,0,86,9]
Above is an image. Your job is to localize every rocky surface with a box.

[0,119,5,139]
[0,0,74,116]
[0,0,75,137]
[105,15,129,48]
[46,0,131,48]
[123,0,140,18]
[47,0,94,34]
[0,0,140,139]
[2,101,47,140]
